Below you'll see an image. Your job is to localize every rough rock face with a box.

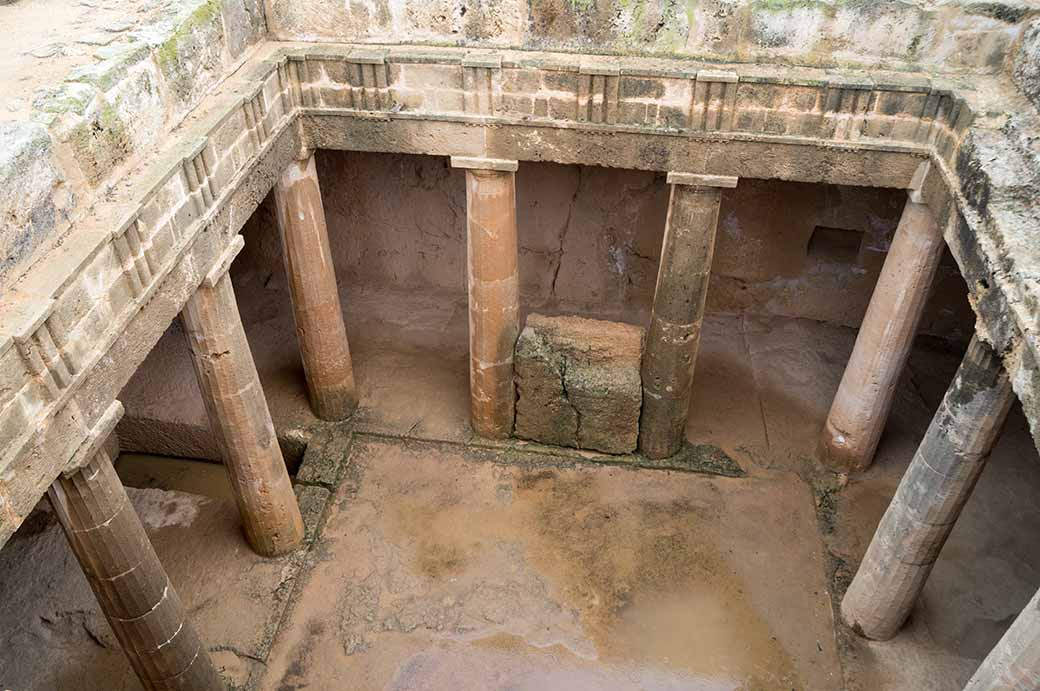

[514,314,644,454]
[264,0,1032,74]
[1013,17,1040,109]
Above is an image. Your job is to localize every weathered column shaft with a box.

[182,256,304,557]
[639,173,737,460]
[452,156,520,439]
[841,336,1013,640]
[966,585,1040,690]
[273,152,357,421]
[49,449,223,691]
[820,196,944,472]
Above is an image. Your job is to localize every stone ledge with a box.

[667,173,739,188]
[449,156,519,172]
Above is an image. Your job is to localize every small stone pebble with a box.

[76,32,118,46]
[103,19,135,32]
[28,43,65,59]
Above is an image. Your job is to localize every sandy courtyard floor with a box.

[260,437,837,690]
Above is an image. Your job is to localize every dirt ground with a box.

[2,271,1040,690]
[0,0,165,122]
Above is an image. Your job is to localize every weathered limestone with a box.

[451,156,520,439]
[267,1,1032,75]
[273,152,357,421]
[49,447,223,690]
[181,240,305,557]
[639,172,737,460]
[819,192,944,473]
[515,314,645,454]
[966,584,1040,690]
[841,336,1013,640]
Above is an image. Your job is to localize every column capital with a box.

[667,172,738,188]
[203,234,245,289]
[450,156,519,173]
[63,400,124,477]
[907,161,931,204]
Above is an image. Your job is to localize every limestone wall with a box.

[0,0,266,285]
[264,0,1036,74]
[238,150,974,339]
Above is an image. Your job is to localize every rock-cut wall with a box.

[264,0,1037,74]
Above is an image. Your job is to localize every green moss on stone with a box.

[569,0,596,14]
[155,0,223,75]
[753,0,830,11]
[33,83,96,116]
[66,99,131,185]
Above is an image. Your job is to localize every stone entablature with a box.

[0,42,1036,548]
[295,44,971,159]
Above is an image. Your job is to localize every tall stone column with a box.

[819,195,944,473]
[273,152,358,421]
[966,584,1040,690]
[841,336,1013,640]
[181,240,304,557]
[451,156,520,439]
[639,173,737,460]
[50,447,223,691]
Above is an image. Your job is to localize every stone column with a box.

[819,195,944,473]
[273,152,358,421]
[639,173,737,460]
[451,156,520,439]
[50,447,223,691]
[181,239,304,557]
[841,336,1013,640]
[966,585,1040,690]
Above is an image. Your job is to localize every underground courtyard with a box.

[2,1,1040,690]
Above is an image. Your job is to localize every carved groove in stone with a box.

[577,66,620,124]
[462,55,502,116]
[689,70,738,132]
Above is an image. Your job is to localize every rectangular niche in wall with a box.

[807,226,864,265]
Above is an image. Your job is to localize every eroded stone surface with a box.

[515,313,644,454]
[0,0,267,284]
[266,0,1034,74]
[1012,17,1040,109]
[0,122,70,279]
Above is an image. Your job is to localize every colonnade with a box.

[48,151,1036,689]
[48,149,355,689]
[823,181,1035,688]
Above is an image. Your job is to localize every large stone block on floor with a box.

[514,314,644,454]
